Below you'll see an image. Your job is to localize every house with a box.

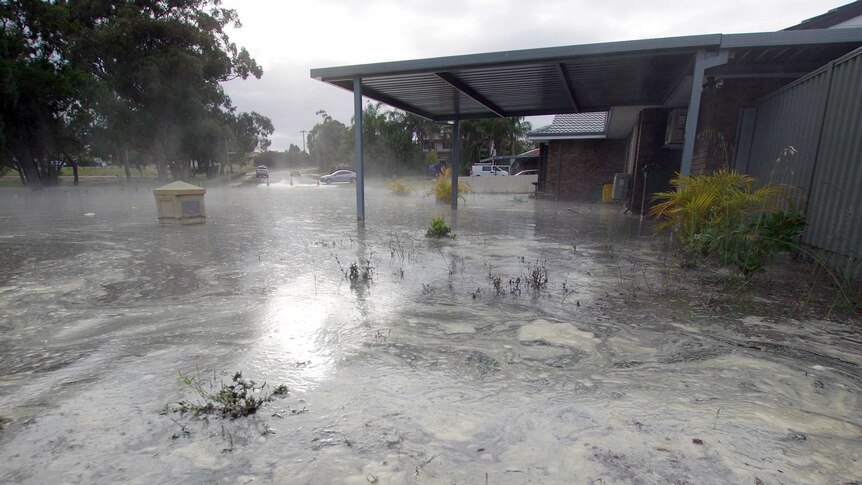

[523,2,862,219]
[312,1,862,275]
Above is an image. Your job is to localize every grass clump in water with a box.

[0,416,9,431]
[168,371,288,420]
[335,256,375,284]
[426,217,453,238]
[387,179,412,196]
[426,167,471,203]
[525,259,549,291]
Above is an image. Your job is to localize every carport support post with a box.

[353,77,365,221]
[680,49,729,176]
[451,119,460,209]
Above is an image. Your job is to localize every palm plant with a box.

[650,168,804,276]
[427,167,471,203]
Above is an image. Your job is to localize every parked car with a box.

[320,170,356,184]
[255,165,269,178]
[513,169,538,176]
[471,164,509,176]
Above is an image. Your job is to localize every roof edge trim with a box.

[311,34,722,81]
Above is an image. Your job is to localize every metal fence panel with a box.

[744,47,862,277]
[805,50,862,277]
[745,68,830,209]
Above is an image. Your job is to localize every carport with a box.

[310,29,862,220]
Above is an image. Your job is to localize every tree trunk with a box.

[15,162,26,186]
[123,148,131,182]
[18,148,42,189]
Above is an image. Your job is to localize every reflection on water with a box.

[0,185,859,484]
[257,283,333,390]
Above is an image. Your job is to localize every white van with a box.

[471,164,509,176]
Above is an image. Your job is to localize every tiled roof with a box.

[528,112,608,139]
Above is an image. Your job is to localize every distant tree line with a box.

[303,103,533,176]
[0,0,273,187]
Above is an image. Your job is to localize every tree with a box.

[74,1,263,180]
[0,1,91,187]
[233,112,274,155]
[458,117,532,174]
[307,110,350,170]
[0,0,267,185]
[285,144,308,166]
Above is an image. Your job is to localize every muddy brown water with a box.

[0,182,859,484]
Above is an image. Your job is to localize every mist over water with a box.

[0,183,859,484]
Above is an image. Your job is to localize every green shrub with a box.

[426,217,453,238]
[650,169,804,277]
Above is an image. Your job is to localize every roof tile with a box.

[528,112,608,138]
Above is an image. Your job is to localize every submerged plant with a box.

[426,217,453,238]
[0,416,9,432]
[488,272,504,294]
[167,371,288,420]
[525,259,549,291]
[426,167,471,203]
[336,255,375,283]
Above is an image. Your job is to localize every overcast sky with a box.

[219,0,848,151]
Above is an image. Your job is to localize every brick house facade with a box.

[545,139,626,200]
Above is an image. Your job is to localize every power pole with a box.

[300,130,307,152]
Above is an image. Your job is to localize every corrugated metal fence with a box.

[741,47,862,278]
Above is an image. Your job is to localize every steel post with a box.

[353,78,365,221]
[451,119,460,209]
[680,49,729,176]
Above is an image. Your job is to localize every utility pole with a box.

[300,130,307,152]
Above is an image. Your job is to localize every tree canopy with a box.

[305,103,532,176]
[0,0,272,186]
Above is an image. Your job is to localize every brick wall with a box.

[692,78,790,174]
[545,139,626,200]
[628,108,682,214]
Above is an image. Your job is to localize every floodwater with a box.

[0,178,859,484]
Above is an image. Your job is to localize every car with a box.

[513,170,538,176]
[320,170,356,184]
[471,164,509,176]
[255,165,269,178]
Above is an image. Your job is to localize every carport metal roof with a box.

[311,29,862,122]
[310,28,862,220]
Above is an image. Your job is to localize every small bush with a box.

[650,169,804,277]
[387,179,412,196]
[426,217,452,238]
[427,167,471,203]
